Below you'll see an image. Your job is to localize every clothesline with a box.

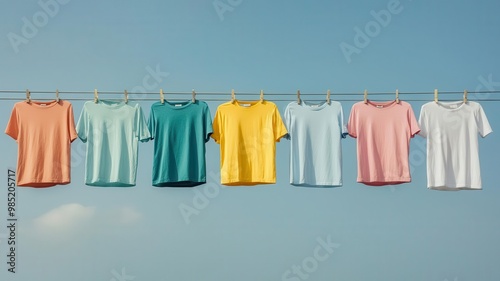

[1,90,500,102]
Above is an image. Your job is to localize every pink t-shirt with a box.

[348,100,420,186]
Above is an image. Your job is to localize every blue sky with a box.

[1,0,500,280]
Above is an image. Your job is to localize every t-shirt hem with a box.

[17,180,71,188]
[357,177,411,186]
[85,181,136,187]
[221,179,276,186]
[153,179,207,187]
[428,185,482,191]
[291,182,343,188]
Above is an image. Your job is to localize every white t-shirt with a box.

[284,100,347,187]
[418,101,492,190]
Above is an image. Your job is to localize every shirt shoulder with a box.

[150,101,163,107]
[215,101,234,112]
[421,101,436,109]
[262,100,278,109]
[350,101,366,110]
[467,101,482,110]
[12,101,28,110]
[285,101,299,109]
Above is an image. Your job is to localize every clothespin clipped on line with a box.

[463,89,468,103]
[260,90,264,102]
[192,89,196,103]
[26,89,31,103]
[160,89,164,104]
[94,89,99,103]
[326,89,331,105]
[395,89,399,104]
[434,89,438,103]
[363,89,368,104]
[56,89,60,102]
[231,89,236,103]
[124,90,128,104]
[297,90,301,105]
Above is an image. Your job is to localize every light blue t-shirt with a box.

[76,100,150,187]
[284,100,347,187]
[148,100,213,187]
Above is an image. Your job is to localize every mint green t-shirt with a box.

[148,100,213,187]
[76,100,150,187]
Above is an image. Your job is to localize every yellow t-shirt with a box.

[211,100,287,185]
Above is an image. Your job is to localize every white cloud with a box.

[31,204,142,241]
[33,203,95,235]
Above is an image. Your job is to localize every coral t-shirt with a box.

[348,100,420,186]
[5,100,77,187]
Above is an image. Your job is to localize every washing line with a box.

[1,90,500,102]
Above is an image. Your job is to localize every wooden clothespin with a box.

[94,89,99,103]
[192,89,196,103]
[55,89,60,102]
[160,88,164,104]
[26,89,31,103]
[231,89,236,103]
[463,89,468,103]
[326,89,331,105]
[363,89,368,104]
[260,89,264,102]
[297,90,301,105]
[396,89,400,104]
[434,89,438,103]
[124,90,128,104]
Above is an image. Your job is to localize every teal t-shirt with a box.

[148,100,213,187]
[76,100,150,187]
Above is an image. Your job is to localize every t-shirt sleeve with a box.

[204,104,213,143]
[5,104,19,141]
[476,104,493,138]
[340,104,348,139]
[211,108,221,144]
[68,103,78,142]
[347,104,357,138]
[148,106,156,140]
[136,104,151,142]
[283,104,291,140]
[273,106,288,142]
[408,104,420,138]
[417,105,427,138]
[76,104,88,143]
